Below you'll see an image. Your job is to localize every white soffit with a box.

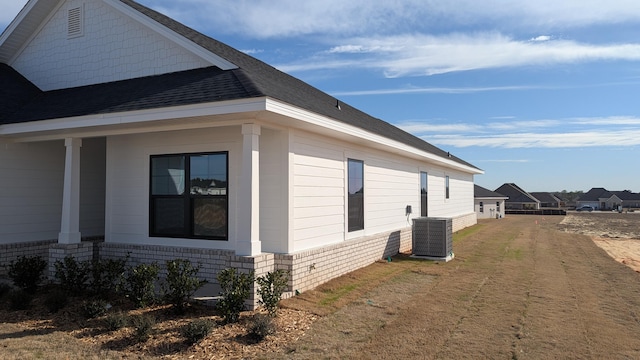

[0,0,63,64]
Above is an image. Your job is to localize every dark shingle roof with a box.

[530,192,561,204]
[495,183,539,203]
[0,63,41,121]
[475,185,507,199]
[578,187,610,202]
[0,0,479,171]
[1,66,261,123]
[614,191,640,201]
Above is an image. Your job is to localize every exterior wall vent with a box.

[67,5,84,39]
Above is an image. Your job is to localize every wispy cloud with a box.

[428,130,640,148]
[530,35,552,42]
[137,0,640,38]
[477,159,531,163]
[398,122,482,133]
[241,49,264,55]
[331,85,539,96]
[398,116,640,149]
[279,33,640,77]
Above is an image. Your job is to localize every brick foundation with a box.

[452,212,478,232]
[96,227,412,309]
[0,240,55,276]
[275,227,412,296]
[0,225,419,310]
[48,242,96,278]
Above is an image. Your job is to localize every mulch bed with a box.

[0,289,317,359]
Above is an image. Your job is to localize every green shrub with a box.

[104,311,129,331]
[162,259,207,314]
[8,255,47,293]
[216,268,254,323]
[81,299,109,319]
[181,318,215,345]
[125,263,159,308]
[44,288,69,313]
[54,256,90,295]
[131,314,156,343]
[89,257,127,298]
[249,313,276,341]
[256,269,289,316]
[8,289,33,310]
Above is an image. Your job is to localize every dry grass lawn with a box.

[2,213,640,359]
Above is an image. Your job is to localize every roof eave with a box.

[0,0,63,64]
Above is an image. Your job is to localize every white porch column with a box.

[58,138,82,244]
[237,124,261,256]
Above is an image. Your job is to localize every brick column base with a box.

[48,242,95,279]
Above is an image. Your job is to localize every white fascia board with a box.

[264,98,483,175]
[1,0,64,65]
[0,98,267,138]
[103,0,237,70]
[0,0,37,46]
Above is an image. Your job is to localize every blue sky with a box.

[2,1,640,193]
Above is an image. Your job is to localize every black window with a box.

[497,201,500,212]
[420,172,428,217]
[150,152,228,240]
[348,159,364,232]
[445,175,450,199]
[479,201,484,213]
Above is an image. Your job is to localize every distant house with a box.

[495,183,540,210]
[0,0,482,307]
[530,192,563,208]
[474,185,508,219]
[577,188,640,210]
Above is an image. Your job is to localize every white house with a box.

[577,188,640,211]
[474,185,507,219]
[0,0,482,306]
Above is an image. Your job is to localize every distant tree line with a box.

[552,190,584,203]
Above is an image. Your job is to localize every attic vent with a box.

[67,5,84,38]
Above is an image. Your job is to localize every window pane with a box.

[348,193,364,232]
[152,198,186,235]
[348,159,364,232]
[348,160,364,195]
[151,156,185,195]
[420,172,428,217]
[193,197,227,238]
[190,154,227,196]
[445,175,450,199]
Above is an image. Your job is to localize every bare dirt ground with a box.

[280,214,640,359]
[2,213,640,359]
[559,211,640,272]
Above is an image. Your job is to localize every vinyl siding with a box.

[0,140,64,243]
[259,128,288,253]
[291,132,346,251]
[290,130,476,253]
[79,137,106,237]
